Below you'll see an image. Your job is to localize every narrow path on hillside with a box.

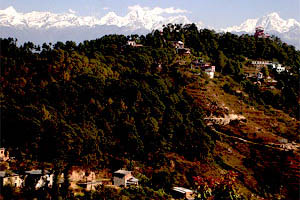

[212,128,299,152]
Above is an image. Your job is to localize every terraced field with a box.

[186,74,300,199]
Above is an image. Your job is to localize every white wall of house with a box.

[113,176,125,187]
[35,174,54,189]
[205,71,214,79]
[276,65,285,73]
[3,176,23,187]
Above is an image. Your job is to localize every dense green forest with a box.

[1,23,299,199]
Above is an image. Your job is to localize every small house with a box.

[127,40,143,47]
[171,187,194,200]
[0,148,10,162]
[268,62,285,73]
[276,64,285,73]
[201,64,216,79]
[0,171,24,189]
[25,170,53,189]
[113,169,138,187]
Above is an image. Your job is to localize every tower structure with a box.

[254,26,270,39]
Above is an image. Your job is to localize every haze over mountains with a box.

[1,6,299,49]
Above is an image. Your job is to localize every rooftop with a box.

[113,169,131,175]
[25,169,50,175]
[0,171,18,177]
[172,186,193,193]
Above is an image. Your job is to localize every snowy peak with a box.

[221,12,300,49]
[0,6,298,49]
[1,6,17,15]
[223,12,300,34]
[266,12,280,19]
[0,6,203,30]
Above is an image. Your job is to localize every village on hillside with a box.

[1,147,195,199]
[0,26,299,200]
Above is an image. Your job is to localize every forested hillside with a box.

[1,24,299,199]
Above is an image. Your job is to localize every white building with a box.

[268,63,285,73]
[127,40,143,47]
[127,41,136,46]
[276,64,285,73]
[251,61,271,65]
[171,187,194,200]
[201,65,216,79]
[0,171,24,188]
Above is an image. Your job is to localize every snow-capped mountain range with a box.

[222,12,300,49]
[0,6,299,49]
[0,5,203,30]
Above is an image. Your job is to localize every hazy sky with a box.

[1,0,299,28]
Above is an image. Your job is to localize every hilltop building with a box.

[127,40,143,47]
[254,27,270,39]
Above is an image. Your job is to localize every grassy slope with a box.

[186,72,300,199]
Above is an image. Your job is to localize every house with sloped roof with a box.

[113,169,138,187]
[171,186,195,200]
[201,64,216,79]
[0,171,24,189]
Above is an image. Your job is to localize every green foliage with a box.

[0,23,299,199]
[0,36,213,168]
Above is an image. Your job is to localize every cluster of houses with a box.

[0,170,53,190]
[0,148,194,199]
[243,60,290,89]
[0,167,137,193]
[250,60,286,74]
[126,39,192,57]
